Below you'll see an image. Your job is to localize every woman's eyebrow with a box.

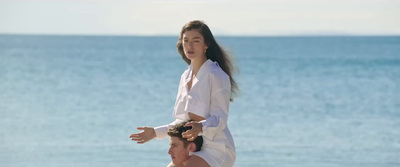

[183,36,202,39]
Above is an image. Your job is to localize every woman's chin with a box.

[185,56,195,61]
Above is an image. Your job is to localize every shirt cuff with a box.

[153,124,169,140]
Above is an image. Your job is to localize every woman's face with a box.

[182,29,208,61]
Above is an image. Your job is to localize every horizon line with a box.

[1,32,400,37]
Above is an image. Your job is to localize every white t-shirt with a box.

[154,59,235,167]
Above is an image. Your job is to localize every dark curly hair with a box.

[167,121,203,151]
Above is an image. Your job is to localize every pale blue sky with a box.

[1,0,399,36]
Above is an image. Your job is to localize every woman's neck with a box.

[191,56,207,76]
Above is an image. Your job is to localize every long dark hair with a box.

[177,20,239,101]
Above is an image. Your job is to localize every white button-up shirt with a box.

[154,59,235,163]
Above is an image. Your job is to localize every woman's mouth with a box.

[187,51,195,55]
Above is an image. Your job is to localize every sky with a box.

[0,0,400,36]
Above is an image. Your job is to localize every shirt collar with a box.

[185,59,214,84]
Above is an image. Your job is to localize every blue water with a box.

[0,35,399,167]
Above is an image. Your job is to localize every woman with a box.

[130,20,238,167]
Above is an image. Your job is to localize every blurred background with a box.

[1,0,399,166]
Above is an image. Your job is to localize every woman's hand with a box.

[129,127,156,144]
[182,121,203,141]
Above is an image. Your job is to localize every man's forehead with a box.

[170,137,184,144]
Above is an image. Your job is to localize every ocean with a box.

[0,35,399,167]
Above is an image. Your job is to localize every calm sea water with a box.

[0,35,399,167]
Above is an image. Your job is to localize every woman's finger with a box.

[182,133,190,138]
[185,122,194,127]
[187,135,196,141]
[182,130,193,138]
[131,138,143,141]
[130,137,140,140]
[137,127,145,130]
[129,134,140,138]
[182,133,193,139]
[183,129,193,134]
[137,139,149,144]
[131,131,143,137]
[130,134,142,139]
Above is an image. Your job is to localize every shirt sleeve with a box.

[199,73,231,140]
[153,119,185,140]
